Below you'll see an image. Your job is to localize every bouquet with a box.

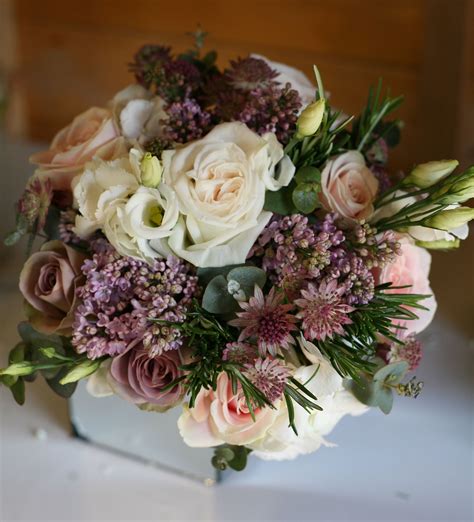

[2,33,473,472]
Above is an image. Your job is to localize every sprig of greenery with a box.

[351,79,404,153]
[312,284,429,381]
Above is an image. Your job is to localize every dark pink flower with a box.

[244,357,290,404]
[229,285,297,356]
[295,279,354,341]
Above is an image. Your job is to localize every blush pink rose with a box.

[30,107,128,192]
[178,372,279,447]
[377,237,437,334]
[109,342,184,411]
[19,240,85,334]
[320,151,379,220]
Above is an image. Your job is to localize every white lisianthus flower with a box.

[104,185,179,260]
[111,84,167,143]
[160,122,295,267]
[73,148,179,260]
[251,54,316,107]
[249,337,368,460]
[73,149,141,238]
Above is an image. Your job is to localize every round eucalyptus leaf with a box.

[295,166,321,184]
[374,361,409,385]
[375,386,394,414]
[292,184,321,214]
[202,275,238,314]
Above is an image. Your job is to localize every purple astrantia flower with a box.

[17,176,53,231]
[222,342,259,366]
[129,44,172,88]
[295,279,354,342]
[244,357,290,404]
[229,286,297,357]
[72,240,198,359]
[388,335,422,371]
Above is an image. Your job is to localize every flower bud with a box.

[140,152,162,187]
[434,176,474,204]
[296,98,325,138]
[415,238,460,250]
[403,159,458,189]
[424,206,474,231]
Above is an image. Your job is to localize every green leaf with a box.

[376,386,394,414]
[9,343,26,364]
[295,166,321,184]
[10,378,25,405]
[344,377,380,407]
[43,205,61,240]
[197,265,239,287]
[374,361,409,385]
[292,183,320,214]
[264,186,297,215]
[18,322,63,351]
[59,359,101,385]
[227,446,251,471]
[227,266,266,296]
[46,367,78,398]
[4,230,23,246]
[202,275,237,314]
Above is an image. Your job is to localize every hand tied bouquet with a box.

[2,34,474,472]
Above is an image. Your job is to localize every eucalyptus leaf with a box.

[376,386,394,414]
[46,367,78,398]
[197,265,240,287]
[292,184,321,214]
[264,185,297,215]
[343,377,379,407]
[18,322,63,351]
[9,343,26,364]
[202,275,237,314]
[295,166,321,184]
[10,378,25,405]
[227,266,266,296]
[374,361,409,385]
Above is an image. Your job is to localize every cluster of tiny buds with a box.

[397,377,424,398]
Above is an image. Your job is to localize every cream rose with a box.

[320,151,379,221]
[111,84,166,144]
[178,372,280,447]
[250,338,368,460]
[161,122,295,267]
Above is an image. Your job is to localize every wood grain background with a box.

[4,0,474,172]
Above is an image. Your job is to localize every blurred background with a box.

[0,2,472,520]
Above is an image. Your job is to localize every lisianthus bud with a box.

[140,152,162,187]
[403,160,458,189]
[435,175,474,204]
[415,238,460,250]
[424,206,474,231]
[296,98,325,138]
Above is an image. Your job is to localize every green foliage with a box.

[201,266,266,315]
[344,361,409,415]
[212,444,252,472]
[0,323,106,402]
[351,79,404,153]
[313,285,428,381]
[264,183,298,215]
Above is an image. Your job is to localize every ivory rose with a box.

[377,236,436,334]
[111,84,166,143]
[30,107,127,193]
[161,122,295,267]
[19,240,85,334]
[249,338,368,460]
[320,151,379,220]
[178,372,280,447]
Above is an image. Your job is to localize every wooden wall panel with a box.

[9,0,473,171]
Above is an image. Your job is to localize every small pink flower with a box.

[388,335,422,371]
[244,358,290,403]
[229,285,297,356]
[295,280,354,341]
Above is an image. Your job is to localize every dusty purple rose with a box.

[19,240,85,334]
[109,341,184,411]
